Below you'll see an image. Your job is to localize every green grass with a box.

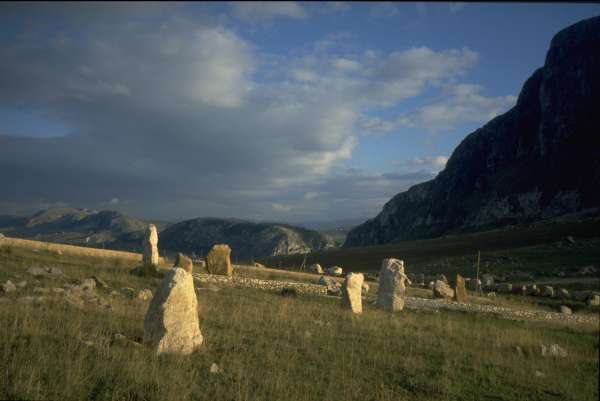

[0,248,598,401]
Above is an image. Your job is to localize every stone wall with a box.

[194,273,327,296]
[0,235,164,264]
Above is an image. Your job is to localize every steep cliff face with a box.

[344,17,600,248]
[159,218,335,261]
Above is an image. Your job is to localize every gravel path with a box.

[403,296,599,326]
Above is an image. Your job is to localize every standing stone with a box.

[206,244,233,277]
[144,268,203,355]
[454,274,468,303]
[433,280,455,299]
[377,258,412,312]
[142,224,159,266]
[541,286,554,297]
[308,263,324,274]
[342,273,364,314]
[175,253,193,273]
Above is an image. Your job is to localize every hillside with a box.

[159,217,335,261]
[0,207,152,251]
[345,17,600,248]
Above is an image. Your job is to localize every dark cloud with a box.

[0,4,477,222]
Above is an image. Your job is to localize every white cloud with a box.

[397,84,517,131]
[109,198,120,205]
[231,1,307,22]
[332,58,361,72]
[271,202,293,212]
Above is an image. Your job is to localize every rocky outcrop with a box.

[143,268,203,355]
[159,217,334,261]
[344,17,600,247]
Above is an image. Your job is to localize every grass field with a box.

[262,219,600,288]
[0,246,598,401]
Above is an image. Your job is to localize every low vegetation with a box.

[0,247,598,401]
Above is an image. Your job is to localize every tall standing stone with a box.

[143,267,203,354]
[206,244,233,277]
[377,258,412,312]
[342,273,364,314]
[454,274,468,303]
[142,224,159,266]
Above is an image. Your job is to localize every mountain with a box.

[159,218,336,261]
[344,17,600,248]
[0,207,153,250]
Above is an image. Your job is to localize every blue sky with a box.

[0,2,599,223]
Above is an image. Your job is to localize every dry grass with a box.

[0,247,598,401]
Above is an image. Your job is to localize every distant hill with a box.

[345,17,600,248]
[159,217,336,261]
[0,207,154,251]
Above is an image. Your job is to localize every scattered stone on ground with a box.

[377,258,411,312]
[210,363,223,374]
[587,294,600,306]
[554,288,570,299]
[254,262,266,269]
[454,274,468,303]
[78,278,96,292]
[137,289,153,301]
[206,244,233,277]
[342,272,364,314]
[144,267,203,355]
[319,276,341,296]
[433,280,454,299]
[1,280,17,294]
[326,266,343,276]
[308,263,324,274]
[541,286,554,297]
[560,305,572,315]
[91,275,109,289]
[541,344,567,358]
[142,224,159,266]
[175,253,194,273]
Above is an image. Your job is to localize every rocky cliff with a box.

[344,17,600,248]
[159,218,335,261]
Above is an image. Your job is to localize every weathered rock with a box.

[560,305,572,314]
[210,363,223,374]
[433,280,454,299]
[144,268,203,355]
[454,274,468,303]
[308,263,324,274]
[481,274,495,289]
[486,292,496,298]
[437,274,448,284]
[361,282,370,295]
[175,253,194,273]
[342,273,364,314]
[541,344,567,358]
[326,266,343,276]
[91,275,108,289]
[527,284,539,296]
[206,244,233,277]
[78,278,96,292]
[318,276,341,296]
[254,262,266,269]
[142,224,159,266]
[541,286,554,297]
[587,294,600,306]
[1,280,16,294]
[137,289,153,301]
[554,288,570,299]
[377,258,411,311]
